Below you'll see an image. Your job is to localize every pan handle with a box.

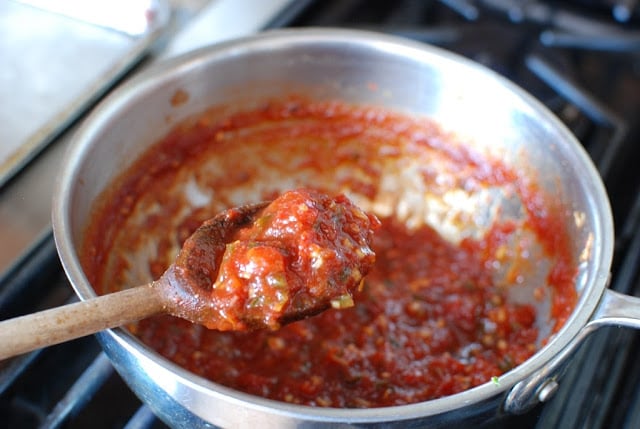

[588,288,640,329]
[504,288,640,414]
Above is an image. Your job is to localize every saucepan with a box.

[52,29,640,428]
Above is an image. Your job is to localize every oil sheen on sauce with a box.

[81,97,577,408]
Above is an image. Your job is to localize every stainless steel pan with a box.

[52,28,640,428]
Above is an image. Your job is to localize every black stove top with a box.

[1,1,639,428]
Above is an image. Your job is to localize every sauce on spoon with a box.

[161,188,380,331]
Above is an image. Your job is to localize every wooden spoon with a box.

[0,189,379,361]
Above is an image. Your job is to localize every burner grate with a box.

[0,235,166,429]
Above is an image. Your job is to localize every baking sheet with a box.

[0,0,170,188]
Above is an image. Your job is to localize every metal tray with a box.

[0,0,170,188]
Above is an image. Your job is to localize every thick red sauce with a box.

[82,97,577,408]
[165,188,379,331]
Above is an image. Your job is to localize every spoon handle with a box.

[0,283,165,361]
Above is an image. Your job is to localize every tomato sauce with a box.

[81,97,577,408]
[164,188,379,331]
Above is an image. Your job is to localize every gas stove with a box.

[1,1,639,428]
